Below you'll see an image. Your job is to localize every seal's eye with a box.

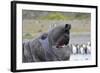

[64,33,69,38]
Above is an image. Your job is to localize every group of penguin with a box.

[70,42,91,55]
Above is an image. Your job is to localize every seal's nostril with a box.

[65,24,71,30]
[65,24,69,28]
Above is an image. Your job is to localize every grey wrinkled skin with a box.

[23,24,71,63]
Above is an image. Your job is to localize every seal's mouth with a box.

[56,39,68,48]
[56,43,65,48]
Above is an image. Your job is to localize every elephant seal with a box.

[23,24,71,62]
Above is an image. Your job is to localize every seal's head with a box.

[48,24,71,48]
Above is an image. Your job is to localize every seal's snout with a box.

[65,24,71,31]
